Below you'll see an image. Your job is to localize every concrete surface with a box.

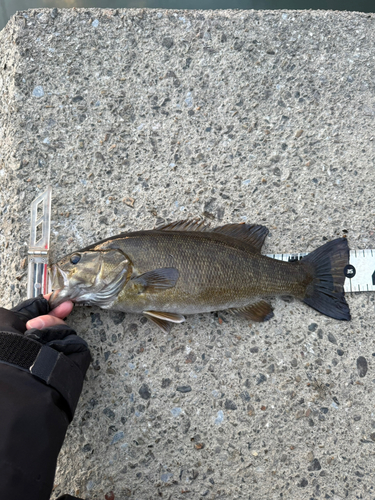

[1,7,375,500]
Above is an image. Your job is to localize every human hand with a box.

[0,294,72,335]
[26,293,73,330]
[0,295,91,420]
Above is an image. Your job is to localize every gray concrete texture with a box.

[1,6,375,499]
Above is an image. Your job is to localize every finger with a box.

[49,300,74,319]
[43,293,74,319]
[26,314,67,331]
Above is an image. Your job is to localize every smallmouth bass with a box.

[49,220,350,332]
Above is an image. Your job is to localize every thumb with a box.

[26,315,67,330]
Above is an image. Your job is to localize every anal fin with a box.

[230,300,274,322]
[143,310,186,333]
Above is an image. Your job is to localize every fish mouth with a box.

[49,264,78,309]
[49,288,74,309]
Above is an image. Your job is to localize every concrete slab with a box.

[1,7,375,499]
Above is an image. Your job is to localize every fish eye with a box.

[70,254,81,265]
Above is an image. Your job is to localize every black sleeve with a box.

[0,364,72,499]
[0,297,90,500]
[56,493,84,499]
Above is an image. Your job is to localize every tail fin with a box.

[301,238,350,320]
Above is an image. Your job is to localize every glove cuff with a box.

[0,331,84,421]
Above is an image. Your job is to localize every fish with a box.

[49,220,351,333]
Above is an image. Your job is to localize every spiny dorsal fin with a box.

[212,223,269,252]
[230,300,274,322]
[156,219,211,232]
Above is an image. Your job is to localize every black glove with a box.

[0,296,90,500]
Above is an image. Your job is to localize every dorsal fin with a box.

[156,219,268,252]
[156,219,211,232]
[211,223,269,252]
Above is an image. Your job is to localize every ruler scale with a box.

[27,187,52,299]
[267,250,375,293]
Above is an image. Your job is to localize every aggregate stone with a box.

[357,356,368,377]
[298,478,308,487]
[240,390,251,402]
[2,7,375,500]
[307,458,322,471]
[224,399,237,410]
[256,373,267,385]
[328,332,338,344]
[176,385,192,393]
[138,383,151,399]
[161,378,171,388]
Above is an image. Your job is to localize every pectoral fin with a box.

[230,301,274,322]
[131,268,179,293]
[144,310,186,333]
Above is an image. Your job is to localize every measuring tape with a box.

[267,250,375,293]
